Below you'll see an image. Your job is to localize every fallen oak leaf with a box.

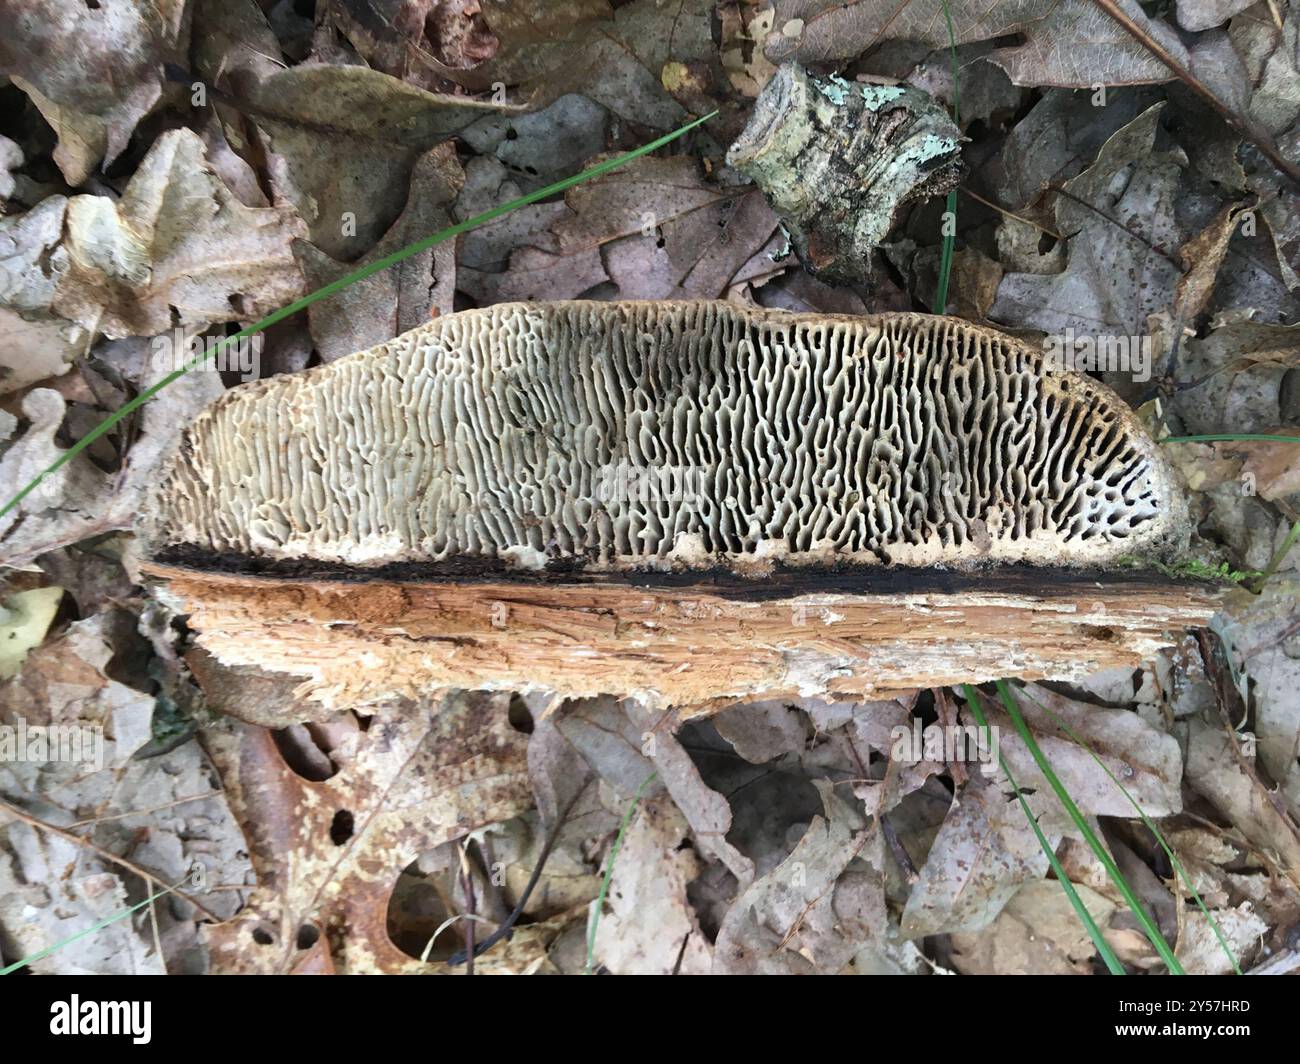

[1185,711,1300,893]
[0,347,223,568]
[899,770,1071,938]
[1215,426,1300,501]
[294,142,465,362]
[589,796,713,974]
[557,697,756,887]
[238,63,521,260]
[713,780,885,974]
[200,691,532,974]
[49,128,307,340]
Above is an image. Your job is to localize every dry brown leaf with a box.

[1215,426,1300,500]
[48,129,307,339]
[951,878,1116,974]
[458,155,778,303]
[719,1,779,97]
[991,104,1185,343]
[767,0,1178,87]
[558,697,755,886]
[329,0,501,89]
[432,0,721,130]
[1175,200,1254,322]
[0,350,222,568]
[201,692,532,974]
[976,684,1184,817]
[711,700,808,764]
[1186,712,1300,891]
[591,797,713,974]
[242,64,516,260]
[900,770,1068,938]
[0,612,253,972]
[294,142,464,362]
[0,199,91,394]
[1216,578,1300,815]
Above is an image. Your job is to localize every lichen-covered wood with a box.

[143,300,1187,575]
[726,63,963,285]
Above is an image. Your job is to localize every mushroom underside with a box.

[142,300,1188,578]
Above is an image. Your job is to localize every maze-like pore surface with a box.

[144,301,1184,572]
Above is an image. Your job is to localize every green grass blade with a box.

[931,0,961,314]
[961,684,1125,974]
[1160,433,1300,444]
[1012,684,1241,974]
[0,110,718,522]
[992,680,1186,973]
[586,771,657,975]
[933,189,958,314]
[1,879,178,975]
[1253,517,1300,592]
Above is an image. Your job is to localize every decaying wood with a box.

[146,562,1224,723]
[727,63,963,285]
[139,300,1212,724]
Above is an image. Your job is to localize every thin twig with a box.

[458,841,477,976]
[446,787,585,966]
[1088,0,1300,186]
[0,798,220,920]
[960,187,1063,241]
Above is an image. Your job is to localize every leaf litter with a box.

[1,0,1299,975]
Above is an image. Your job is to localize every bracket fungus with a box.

[727,63,963,286]
[140,301,1222,719]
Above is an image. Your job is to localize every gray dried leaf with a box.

[295,142,463,362]
[591,798,713,974]
[980,683,1184,818]
[951,878,1116,974]
[900,772,1067,938]
[711,700,807,764]
[991,104,1185,340]
[1215,578,1300,814]
[0,198,90,393]
[458,154,777,302]
[460,94,611,190]
[0,135,23,201]
[527,714,594,829]
[1176,0,1256,32]
[768,0,1179,88]
[558,697,755,886]
[245,64,519,260]
[435,0,715,130]
[1178,903,1267,973]
[0,0,189,184]
[0,344,222,568]
[0,829,164,975]
[1186,711,1300,889]
[714,780,884,973]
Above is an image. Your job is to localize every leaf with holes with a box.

[200,692,532,974]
